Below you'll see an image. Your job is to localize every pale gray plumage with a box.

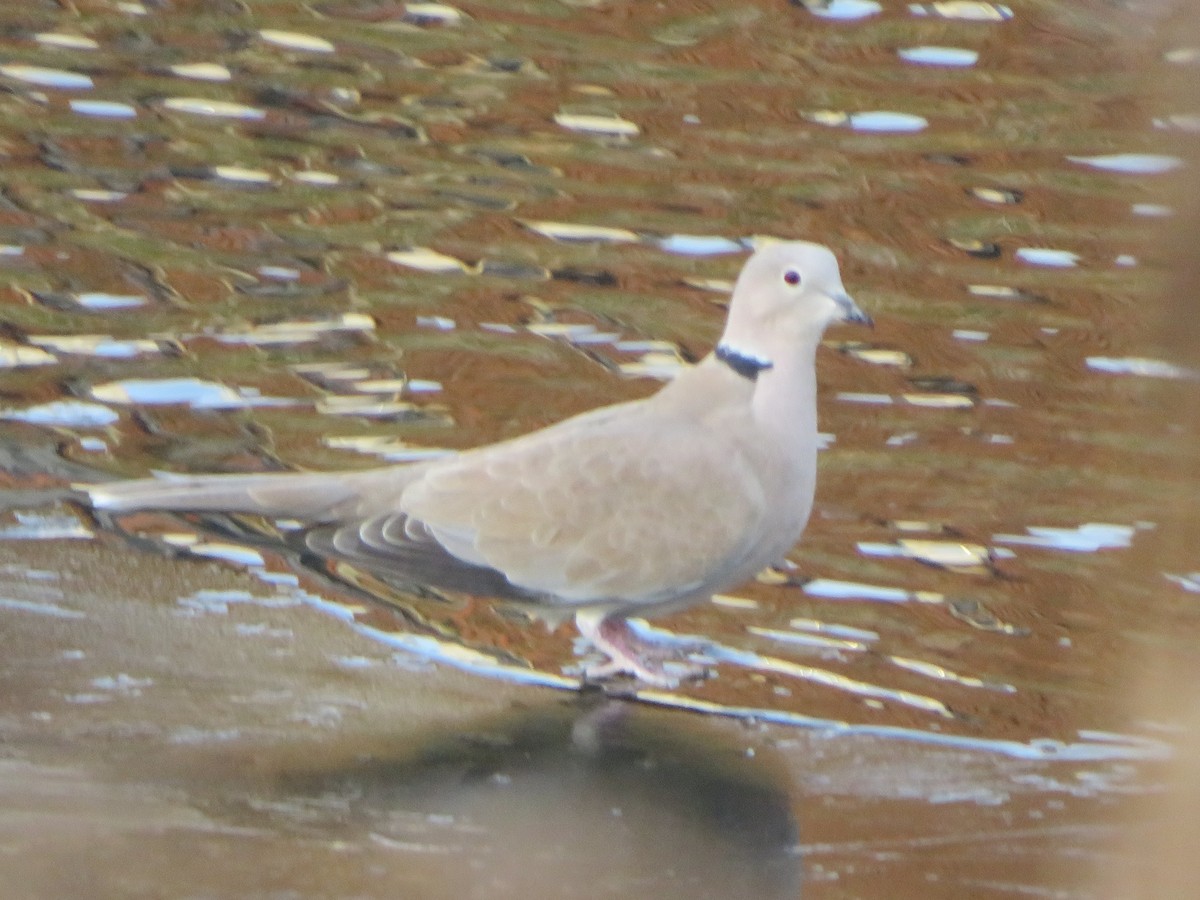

[83,241,870,685]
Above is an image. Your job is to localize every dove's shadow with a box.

[166,695,802,900]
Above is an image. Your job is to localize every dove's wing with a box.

[306,398,769,609]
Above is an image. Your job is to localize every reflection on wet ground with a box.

[1,0,1197,896]
[5,691,803,899]
[0,534,1147,898]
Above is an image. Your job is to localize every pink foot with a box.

[574,611,711,688]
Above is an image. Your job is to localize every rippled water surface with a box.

[1,1,1197,897]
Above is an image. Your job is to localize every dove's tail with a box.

[79,467,414,521]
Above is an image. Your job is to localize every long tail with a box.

[78,467,417,521]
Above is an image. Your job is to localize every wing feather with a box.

[300,395,769,609]
[305,514,543,603]
[397,410,767,605]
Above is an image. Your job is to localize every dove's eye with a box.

[783,269,801,286]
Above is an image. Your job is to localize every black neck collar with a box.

[715,343,773,382]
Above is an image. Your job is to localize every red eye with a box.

[783,269,801,286]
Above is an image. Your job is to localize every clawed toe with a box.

[582,656,708,690]
[575,611,713,689]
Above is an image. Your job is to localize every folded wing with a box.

[312,410,768,609]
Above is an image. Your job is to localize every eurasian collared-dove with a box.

[83,241,870,685]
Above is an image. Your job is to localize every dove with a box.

[83,241,870,685]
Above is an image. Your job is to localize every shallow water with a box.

[1,0,1197,896]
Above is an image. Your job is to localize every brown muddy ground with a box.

[0,1,1197,897]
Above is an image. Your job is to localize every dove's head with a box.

[717,241,870,374]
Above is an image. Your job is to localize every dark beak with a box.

[834,292,873,328]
